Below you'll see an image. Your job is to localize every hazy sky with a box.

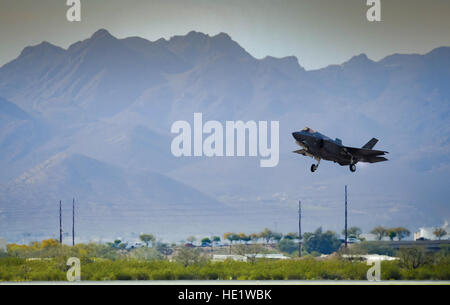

[1,0,450,69]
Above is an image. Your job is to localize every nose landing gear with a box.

[349,164,356,172]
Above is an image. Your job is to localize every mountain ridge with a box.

[5,29,449,72]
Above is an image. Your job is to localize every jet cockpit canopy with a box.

[301,127,316,134]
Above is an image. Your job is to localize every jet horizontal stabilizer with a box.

[367,156,388,163]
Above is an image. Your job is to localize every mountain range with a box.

[0,29,449,242]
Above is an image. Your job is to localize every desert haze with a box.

[0,29,449,242]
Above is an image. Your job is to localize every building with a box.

[212,255,247,262]
[342,254,399,261]
[212,253,290,262]
[414,225,449,240]
[246,253,290,260]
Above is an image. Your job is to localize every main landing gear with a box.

[311,159,321,172]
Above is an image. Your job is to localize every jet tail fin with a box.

[362,138,378,149]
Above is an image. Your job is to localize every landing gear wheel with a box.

[311,164,317,172]
[349,164,356,172]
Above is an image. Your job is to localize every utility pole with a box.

[59,200,62,244]
[72,198,75,246]
[298,200,302,257]
[345,185,348,249]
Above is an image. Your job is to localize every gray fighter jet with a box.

[292,127,388,172]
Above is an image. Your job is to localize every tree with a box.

[186,235,196,244]
[139,234,155,247]
[155,242,171,257]
[209,237,218,255]
[223,233,238,244]
[201,237,211,244]
[394,227,411,241]
[246,244,264,263]
[174,246,207,267]
[303,227,341,255]
[249,233,259,243]
[259,228,273,244]
[398,246,430,269]
[41,239,59,248]
[238,233,251,244]
[284,232,299,240]
[109,239,126,249]
[272,232,283,243]
[278,239,297,254]
[223,233,232,243]
[388,229,397,241]
[234,244,248,256]
[130,247,164,260]
[223,233,238,254]
[433,228,447,240]
[342,227,362,239]
[370,226,388,240]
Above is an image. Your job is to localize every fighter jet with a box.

[292,127,388,172]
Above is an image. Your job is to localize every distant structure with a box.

[0,238,6,252]
[246,253,289,260]
[212,254,290,262]
[213,255,247,262]
[342,254,399,262]
[72,198,75,246]
[414,222,449,240]
[298,200,302,257]
[344,185,348,248]
[59,200,63,244]
[414,229,430,240]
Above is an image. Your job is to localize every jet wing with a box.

[293,149,314,158]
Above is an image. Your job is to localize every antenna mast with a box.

[298,200,302,257]
[59,200,62,244]
[345,185,348,248]
[72,198,75,246]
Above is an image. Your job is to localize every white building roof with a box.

[342,254,399,261]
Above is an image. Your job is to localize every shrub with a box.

[0,250,449,281]
[278,239,298,254]
[115,273,133,280]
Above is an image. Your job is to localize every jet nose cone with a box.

[292,132,301,140]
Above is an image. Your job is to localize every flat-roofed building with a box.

[212,255,247,262]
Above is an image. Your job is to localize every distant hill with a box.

[0,97,49,182]
[0,153,228,240]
